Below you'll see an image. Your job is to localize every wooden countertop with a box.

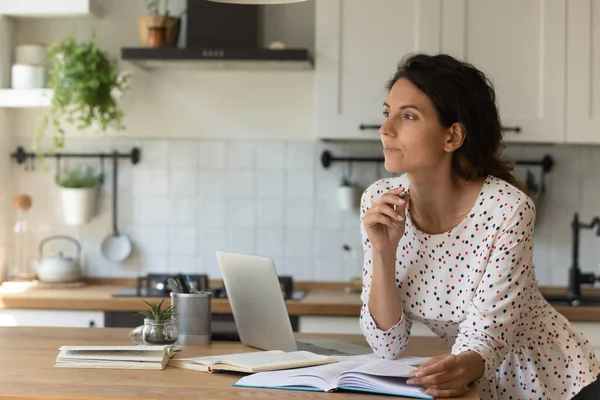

[0,327,479,400]
[1,281,600,321]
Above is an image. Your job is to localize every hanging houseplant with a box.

[36,32,130,151]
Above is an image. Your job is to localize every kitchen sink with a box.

[543,294,600,307]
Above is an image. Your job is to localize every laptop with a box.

[215,251,372,356]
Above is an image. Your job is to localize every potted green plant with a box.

[36,32,130,152]
[338,175,360,211]
[138,300,178,345]
[57,165,103,226]
[138,0,181,48]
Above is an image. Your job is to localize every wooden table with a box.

[0,327,479,399]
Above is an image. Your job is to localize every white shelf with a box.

[0,89,52,108]
[0,0,99,18]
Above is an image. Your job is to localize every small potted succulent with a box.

[138,300,178,345]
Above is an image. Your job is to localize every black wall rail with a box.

[11,146,141,166]
[320,150,554,173]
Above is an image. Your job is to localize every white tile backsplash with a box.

[7,138,600,284]
[287,142,315,171]
[198,141,227,169]
[226,227,256,255]
[226,170,255,198]
[257,141,286,169]
[256,200,285,227]
[170,169,197,198]
[285,199,314,227]
[286,227,314,257]
[227,141,256,169]
[197,198,227,227]
[169,140,199,168]
[169,227,197,256]
[256,170,285,198]
[169,198,197,227]
[257,227,285,257]
[287,170,314,199]
[226,198,256,227]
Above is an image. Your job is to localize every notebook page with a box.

[175,350,333,369]
[235,358,366,391]
[342,359,418,378]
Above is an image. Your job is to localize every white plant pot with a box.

[59,186,99,226]
[338,185,360,211]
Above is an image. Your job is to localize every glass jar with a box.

[142,318,178,345]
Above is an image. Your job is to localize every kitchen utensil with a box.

[101,153,132,263]
[170,292,212,345]
[37,235,82,283]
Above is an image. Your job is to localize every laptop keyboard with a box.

[296,341,352,356]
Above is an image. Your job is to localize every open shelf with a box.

[0,89,52,108]
[0,0,99,17]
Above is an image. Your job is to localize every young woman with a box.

[359,53,600,399]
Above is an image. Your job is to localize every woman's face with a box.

[380,78,452,174]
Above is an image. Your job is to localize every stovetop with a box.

[111,273,306,301]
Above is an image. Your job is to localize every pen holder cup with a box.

[170,292,212,345]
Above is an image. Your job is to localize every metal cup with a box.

[170,292,212,345]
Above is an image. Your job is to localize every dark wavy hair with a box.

[387,53,522,191]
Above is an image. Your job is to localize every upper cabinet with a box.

[441,0,566,144]
[315,0,443,140]
[566,0,600,144]
[0,0,99,18]
[316,0,569,143]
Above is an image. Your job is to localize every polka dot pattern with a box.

[359,175,600,400]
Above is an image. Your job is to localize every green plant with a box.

[36,31,130,151]
[145,0,171,15]
[138,300,175,322]
[58,165,104,188]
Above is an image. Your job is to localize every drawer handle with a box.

[502,126,521,133]
[359,124,380,131]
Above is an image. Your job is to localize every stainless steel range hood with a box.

[121,0,313,70]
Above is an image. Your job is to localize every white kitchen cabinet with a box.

[315,0,567,144]
[441,0,566,143]
[0,309,104,328]
[565,0,600,144]
[315,0,443,140]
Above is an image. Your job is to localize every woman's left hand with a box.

[406,352,484,398]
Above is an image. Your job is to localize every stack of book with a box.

[55,345,175,370]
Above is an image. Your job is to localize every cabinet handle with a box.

[89,320,96,327]
[363,124,521,133]
[359,124,380,131]
[502,126,521,133]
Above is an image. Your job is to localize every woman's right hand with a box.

[362,187,409,253]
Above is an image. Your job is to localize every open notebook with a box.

[55,345,174,370]
[168,350,337,373]
[233,354,433,399]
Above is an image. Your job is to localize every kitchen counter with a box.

[0,326,479,400]
[1,281,600,321]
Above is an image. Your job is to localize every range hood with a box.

[121,0,313,70]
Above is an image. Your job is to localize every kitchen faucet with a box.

[567,213,600,302]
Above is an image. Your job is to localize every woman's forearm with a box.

[368,250,403,331]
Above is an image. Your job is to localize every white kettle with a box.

[37,235,83,283]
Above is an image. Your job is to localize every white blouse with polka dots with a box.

[359,174,599,400]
